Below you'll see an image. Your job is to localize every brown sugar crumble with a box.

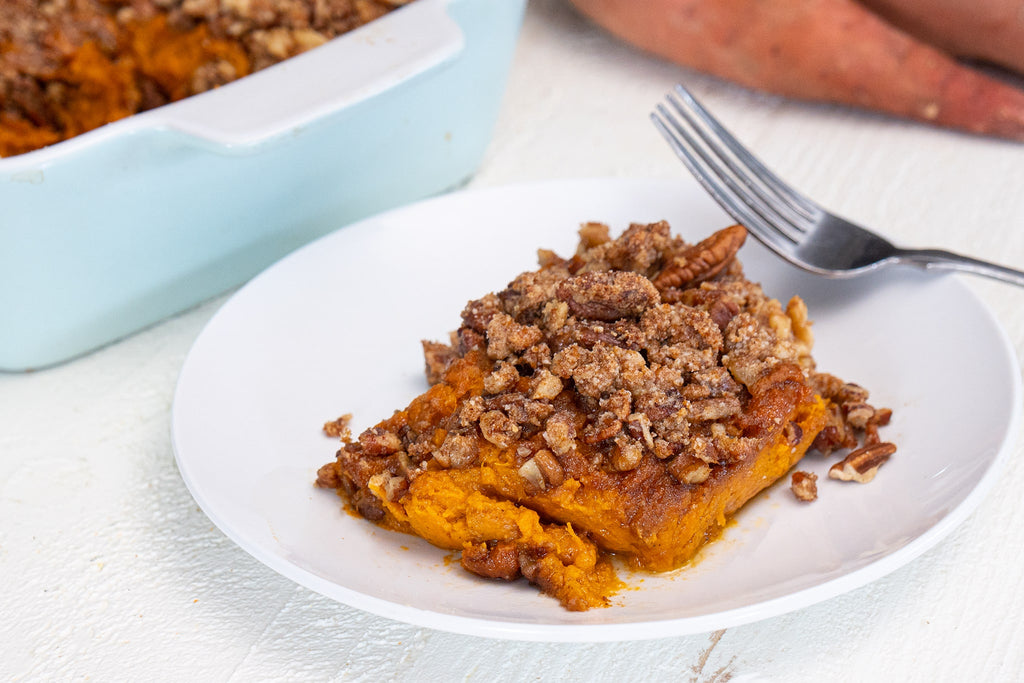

[315,221,896,610]
[0,0,413,157]
[322,413,353,441]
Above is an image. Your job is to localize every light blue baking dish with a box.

[0,0,525,371]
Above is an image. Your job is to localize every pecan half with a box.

[653,224,746,291]
[829,442,896,483]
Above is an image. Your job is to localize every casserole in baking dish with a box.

[0,0,525,371]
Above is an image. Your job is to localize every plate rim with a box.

[171,176,1023,642]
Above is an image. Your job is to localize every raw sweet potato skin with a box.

[858,0,1024,75]
[569,0,1024,140]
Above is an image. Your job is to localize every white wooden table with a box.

[4,1,1024,679]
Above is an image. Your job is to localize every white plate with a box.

[171,178,1021,642]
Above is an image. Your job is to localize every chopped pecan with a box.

[359,426,403,456]
[570,319,646,351]
[668,454,710,484]
[533,449,565,487]
[651,438,680,460]
[809,372,843,400]
[653,224,746,291]
[556,271,660,321]
[687,395,741,422]
[352,487,385,522]
[517,545,549,583]
[518,449,565,491]
[456,396,485,427]
[537,249,564,268]
[811,403,859,455]
[783,421,804,446]
[530,369,563,400]
[582,412,623,444]
[478,410,520,449]
[609,435,644,471]
[786,296,814,348]
[322,413,353,440]
[863,407,893,446]
[836,383,870,404]
[434,432,479,468]
[520,342,553,370]
[577,222,612,251]
[600,389,633,420]
[541,300,570,332]
[379,474,408,502]
[460,293,501,333]
[542,411,577,456]
[624,412,655,449]
[486,392,554,427]
[485,313,544,360]
[484,360,520,395]
[498,268,567,323]
[518,457,545,490]
[790,471,818,501]
[315,461,343,489]
[708,298,740,332]
[422,341,455,385]
[461,541,521,581]
[842,402,875,429]
[872,407,893,426]
[829,442,896,483]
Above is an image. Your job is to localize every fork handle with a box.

[895,248,1024,287]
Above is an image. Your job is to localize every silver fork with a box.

[651,85,1024,287]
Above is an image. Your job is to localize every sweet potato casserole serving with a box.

[0,0,412,157]
[316,221,895,611]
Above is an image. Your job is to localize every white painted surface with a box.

[3,1,1024,680]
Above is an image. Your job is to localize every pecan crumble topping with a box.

[316,221,895,610]
[0,0,412,157]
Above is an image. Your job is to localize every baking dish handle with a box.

[153,0,464,149]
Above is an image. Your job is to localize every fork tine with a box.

[651,105,798,258]
[663,93,809,243]
[673,84,820,225]
[666,90,816,237]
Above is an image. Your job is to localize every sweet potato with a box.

[569,0,1024,140]
[858,0,1024,75]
